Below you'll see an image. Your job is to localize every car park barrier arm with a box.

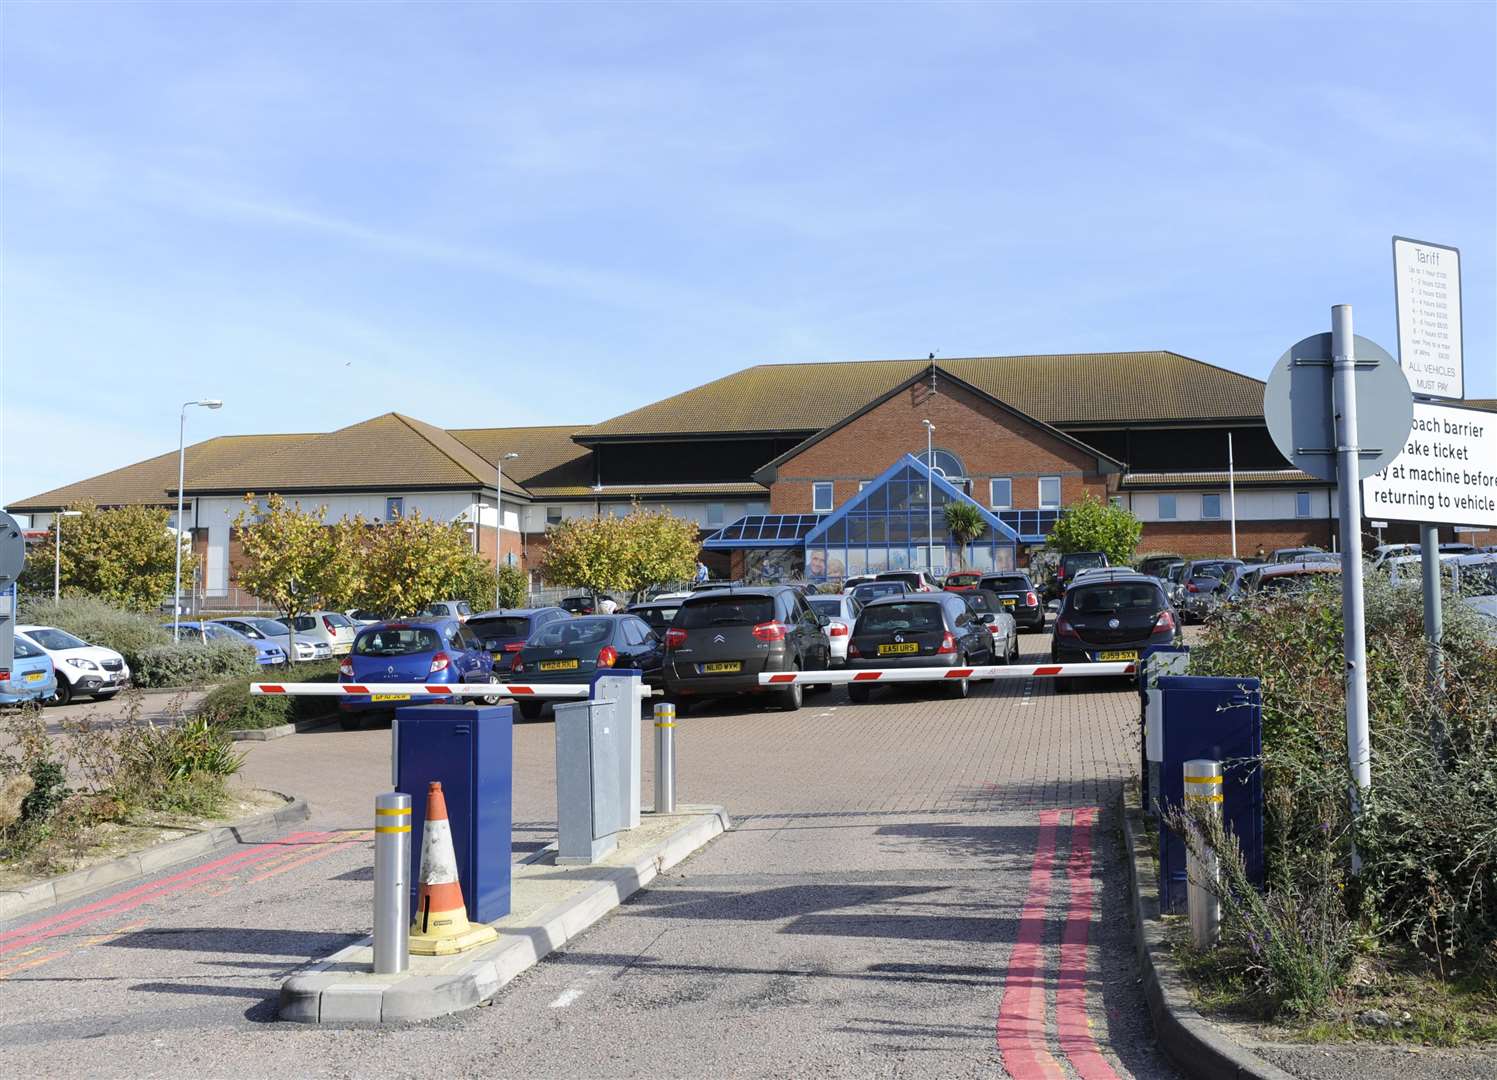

[756,661,1136,685]
[252,681,609,698]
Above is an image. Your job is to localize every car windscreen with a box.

[248,619,295,637]
[1190,563,1233,580]
[324,613,354,628]
[808,598,844,617]
[630,605,678,625]
[354,627,442,656]
[1063,554,1106,571]
[983,576,1029,592]
[469,617,531,641]
[853,583,905,602]
[1068,585,1162,614]
[878,573,919,586]
[26,627,89,650]
[676,595,775,629]
[529,618,612,648]
[221,621,266,639]
[858,602,944,633]
[963,591,1004,613]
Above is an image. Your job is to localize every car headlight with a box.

[66,658,99,671]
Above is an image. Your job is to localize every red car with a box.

[942,571,983,592]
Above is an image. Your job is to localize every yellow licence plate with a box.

[1002,598,1016,606]
[24,672,44,682]
[371,694,410,702]
[540,659,580,671]
[703,661,741,673]
[878,642,920,656]
[1098,650,1139,662]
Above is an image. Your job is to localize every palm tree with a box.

[943,501,986,569]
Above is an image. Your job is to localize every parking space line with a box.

[1056,807,1119,1080]
[995,808,1066,1080]
[246,831,365,884]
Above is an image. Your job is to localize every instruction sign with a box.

[1362,401,1497,527]
[1393,237,1463,400]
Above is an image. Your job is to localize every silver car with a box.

[214,618,331,661]
[808,593,865,666]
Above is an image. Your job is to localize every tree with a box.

[943,501,987,569]
[540,507,700,599]
[19,503,197,611]
[233,495,357,649]
[1045,494,1143,565]
[356,510,487,616]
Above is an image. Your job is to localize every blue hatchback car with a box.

[2,636,58,704]
[166,621,286,666]
[337,618,497,730]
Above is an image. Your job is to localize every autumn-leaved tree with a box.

[357,510,491,617]
[541,507,699,599]
[19,503,197,611]
[1045,493,1143,565]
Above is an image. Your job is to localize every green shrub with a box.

[195,660,342,729]
[20,759,68,822]
[19,595,171,670]
[133,641,260,688]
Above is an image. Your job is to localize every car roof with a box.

[862,593,946,606]
[470,607,560,619]
[681,585,785,600]
[1259,562,1340,577]
[1067,570,1159,585]
[357,617,454,630]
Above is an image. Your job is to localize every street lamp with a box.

[174,399,223,642]
[495,452,519,608]
[53,510,82,602]
[923,419,935,575]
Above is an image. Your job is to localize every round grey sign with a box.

[0,512,25,582]
[1263,334,1413,482]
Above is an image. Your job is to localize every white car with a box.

[16,624,130,706]
[1384,553,1458,587]
[275,611,358,655]
[808,593,864,666]
[214,618,331,661]
[419,600,473,623]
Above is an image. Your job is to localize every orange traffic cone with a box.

[409,781,498,956]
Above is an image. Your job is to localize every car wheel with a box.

[50,676,72,707]
[847,683,872,704]
[942,656,970,699]
[480,673,503,706]
[339,714,367,731]
[516,700,547,721]
[775,666,803,712]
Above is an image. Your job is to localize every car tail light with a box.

[323,615,336,634]
[1187,582,1199,593]
[828,622,849,637]
[503,642,524,652]
[597,646,617,668]
[1055,618,1079,639]
[1025,591,1038,607]
[1154,610,1177,634]
[936,631,958,654]
[848,642,861,658]
[512,657,525,673]
[664,628,687,648]
[752,621,787,642]
[338,658,353,678]
[429,652,451,674]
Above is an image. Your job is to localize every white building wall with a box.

[1125,488,1332,523]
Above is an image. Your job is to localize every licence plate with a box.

[491,652,505,661]
[24,672,44,682]
[703,661,741,674]
[371,694,410,702]
[1002,598,1016,606]
[1097,650,1139,662]
[540,659,579,671]
[878,642,920,656]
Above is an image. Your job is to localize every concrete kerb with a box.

[0,791,310,922]
[279,804,731,1026]
[227,716,339,741]
[1118,784,1295,1080]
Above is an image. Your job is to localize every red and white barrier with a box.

[756,661,1136,686]
[250,682,591,698]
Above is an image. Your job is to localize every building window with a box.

[990,477,1012,510]
[812,482,834,513]
[707,503,725,526]
[1158,494,1177,520]
[1038,476,1061,509]
[1295,491,1312,518]
[385,497,404,520]
[917,448,966,481]
[1202,493,1222,519]
[546,505,563,526]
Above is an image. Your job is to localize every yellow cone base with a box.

[409,918,497,956]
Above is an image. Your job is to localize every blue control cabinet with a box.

[1155,675,1264,914]
[394,704,513,923]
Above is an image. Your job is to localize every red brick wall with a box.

[769,380,1111,512]
[1137,520,1337,560]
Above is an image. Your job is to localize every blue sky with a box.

[3,1,1493,506]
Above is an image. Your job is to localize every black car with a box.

[690,579,742,592]
[1049,550,1109,600]
[467,607,570,675]
[849,581,909,606]
[978,571,1045,631]
[1050,572,1179,691]
[559,595,598,615]
[1137,554,1184,581]
[510,614,663,720]
[663,586,831,713]
[846,593,996,703]
[626,598,685,634]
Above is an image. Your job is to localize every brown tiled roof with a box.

[525,482,767,499]
[1121,469,1327,489]
[6,434,313,512]
[448,425,593,494]
[578,352,1268,439]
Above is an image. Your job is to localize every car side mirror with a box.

[979,612,996,624]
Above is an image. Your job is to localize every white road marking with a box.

[549,987,586,1008]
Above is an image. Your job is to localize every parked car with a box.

[15,624,129,706]
[846,593,996,703]
[942,570,983,592]
[977,572,1045,632]
[662,586,831,714]
[627,598,687,634]
[511,614,663,720]
[1049,551,1109,600]
[1137,554,1184,580]
[1252,562,1341,593]
[850,581,910,606]
[841,575,878,593]
[418,600,472,623]
[957,589,1019,664]
[215,618,330,661]
[275,611,357,655]
[466,607,570,676]
[1178,559,1246,623]
[1270,546,1326,563]
[689,580,741,593]
[1384,553,1458,588]
[560,595,603,615]
[1,635,57,705]
[167,621,284,666]
[346,609,385,626]
[337,618,497,729]
[1369,543,1419,571]
[1162,560,1190,606]
[875,570,939,592]
[808,593,864,667]
[1051,572,1179,692]
[1221,562,1268,602]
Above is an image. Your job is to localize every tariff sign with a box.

[1362,401,1497,527]
[1393,237,1463,400]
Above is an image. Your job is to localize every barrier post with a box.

[653,702,676,814]
[373,791,412,974]
[1183,759,1222,949]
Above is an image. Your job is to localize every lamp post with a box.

[173,399,223,642]
[923,419,935,574]
[496,452,519,607]
[53,510,82,602]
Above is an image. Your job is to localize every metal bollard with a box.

[653,702,676,814]
[373,791,412,974]
[1183,759,1222,949]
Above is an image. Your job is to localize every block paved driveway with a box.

[3,630,1178,1078]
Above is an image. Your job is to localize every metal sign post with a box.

[1330,307,1371,796]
